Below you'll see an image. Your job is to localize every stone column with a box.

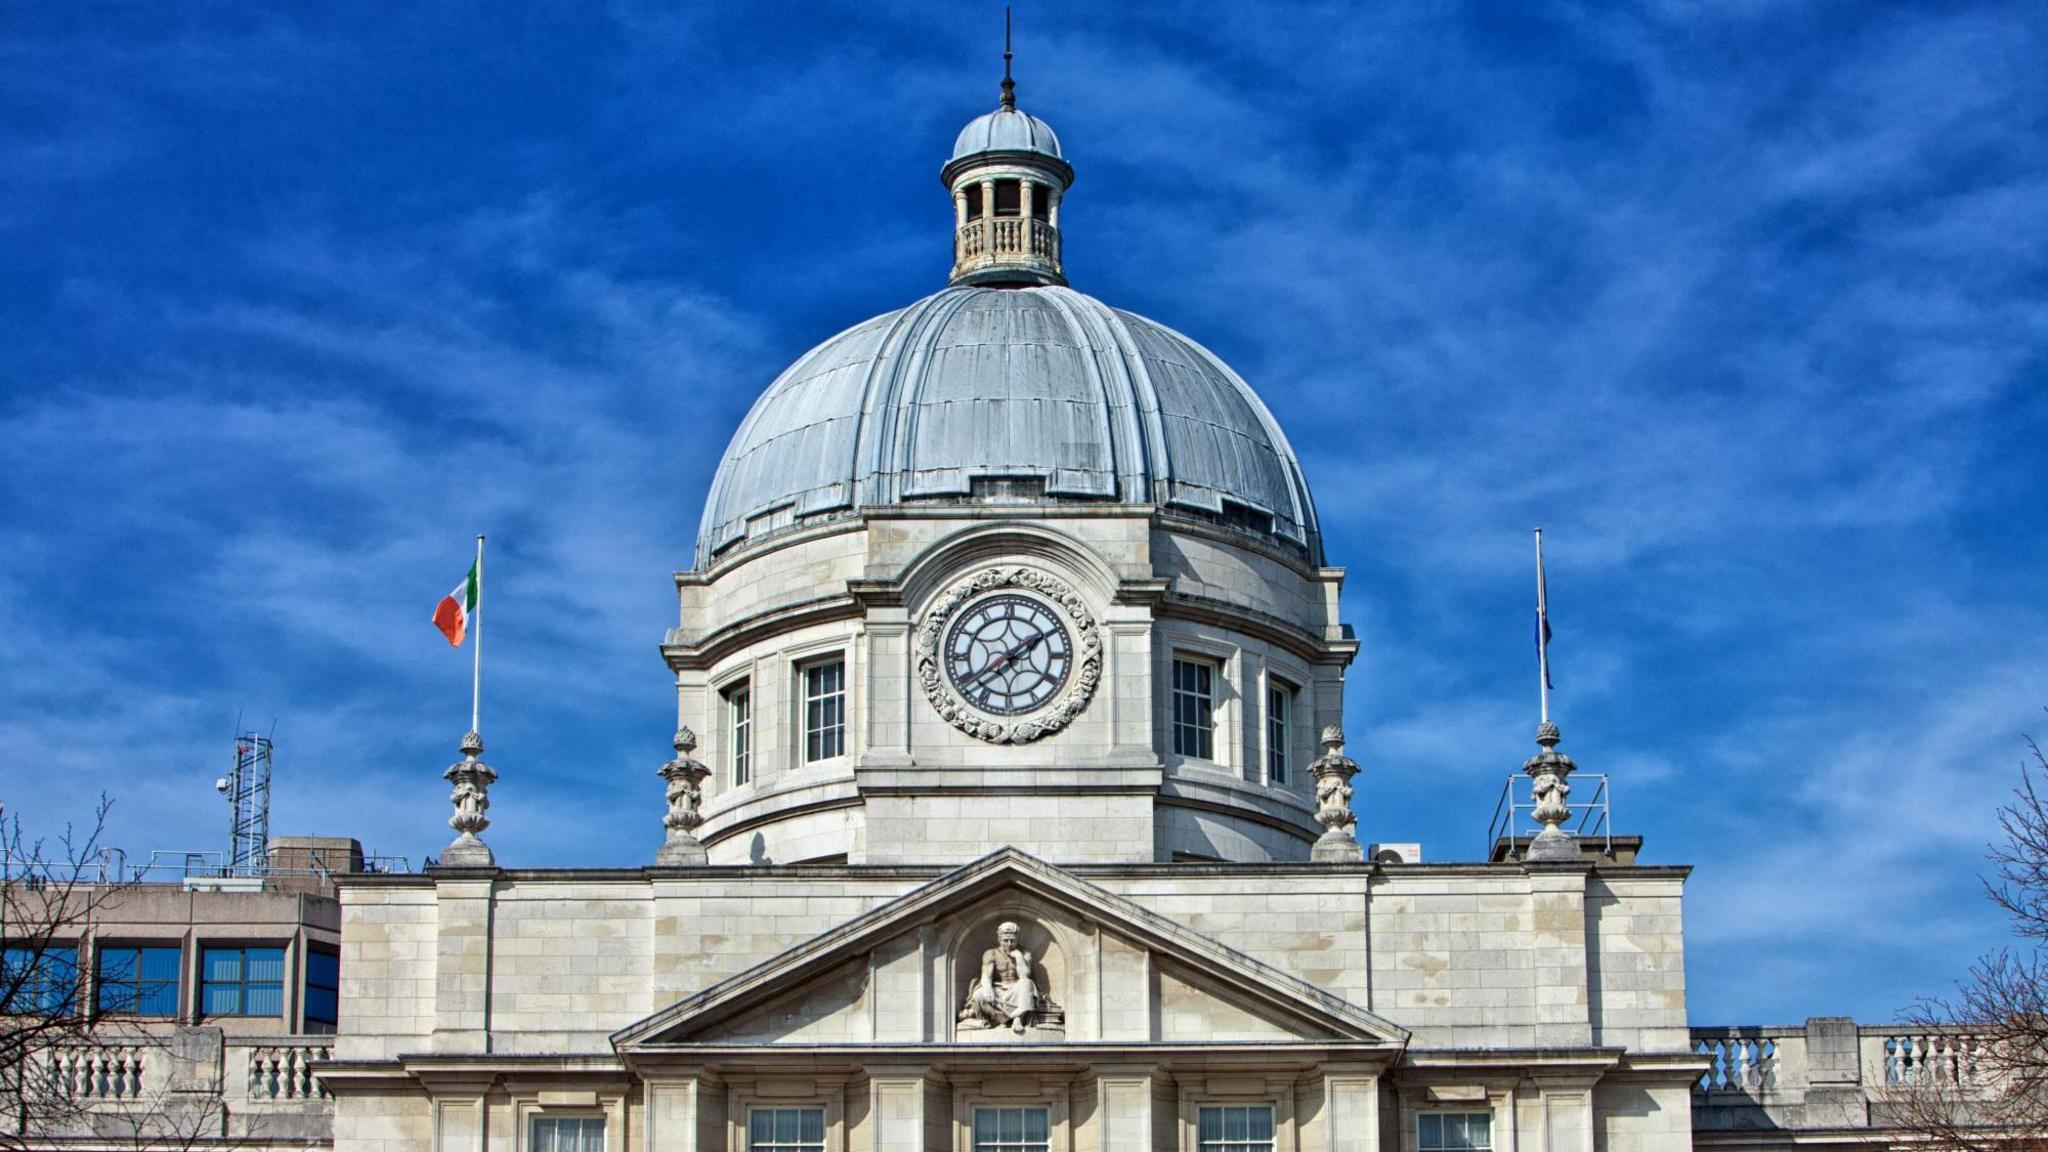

[980,178,996,261]
[439,731,497,867]
[1309,726,1363,862]
[656,727,710,865]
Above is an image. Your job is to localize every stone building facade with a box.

[311,74,1709,1152]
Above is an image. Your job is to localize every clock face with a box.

[943,593,1074,716]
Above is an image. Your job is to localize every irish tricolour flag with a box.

[434,560,480,647]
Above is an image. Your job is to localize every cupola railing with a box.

[954,217,1061,280]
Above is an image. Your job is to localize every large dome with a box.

[697,286,1322,566]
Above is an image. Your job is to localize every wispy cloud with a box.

[1,1,2044,1026]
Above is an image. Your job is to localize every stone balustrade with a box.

[41,1042,152,1100]
[954,217,1060,273]
[232,1036,334,1104]
[1691,1017,1997,1142]
[9,1029,334,1150]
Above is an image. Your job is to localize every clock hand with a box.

[966,630,1050,691]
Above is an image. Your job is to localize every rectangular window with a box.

[199,946,284,1017]
[747,1107,825,1152]
[973,1107,1050,1152]
[95,945,180,1016]
[531,1116,605,1152]
[1419,1112,1493,1152]
[1266,681,1294,785]
[303,948,340,1028]
[1198,1105,1275,1152]
[1172,657,1216,760]
[1,944,78,1016]
[964,183,984,221]
[727,682,753,786]
[803,658,845,763]
[1029,182,1050,221]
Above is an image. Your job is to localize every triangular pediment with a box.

[612,848,1408,1050]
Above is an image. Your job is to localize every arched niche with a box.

[938,897,1090,1042]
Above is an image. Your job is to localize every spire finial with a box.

[1000,7,1016,110]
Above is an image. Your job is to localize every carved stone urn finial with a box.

[1308,724,1364,863]
[437,730,497,868]
[656,726,711,865]
[1522,721,1580,862]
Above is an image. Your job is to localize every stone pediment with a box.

[612,847,1407,1050]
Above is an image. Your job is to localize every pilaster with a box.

[1095,1064,1158,1152]
[1527,864,1592,1049]
[867,1066,938,1151]
[432,875,496,1053]
[1316,1065,1381,1152]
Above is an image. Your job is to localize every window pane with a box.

[204,949,243,982]
[246,948,285,982]
[307,950,340,990]
[533,1119,555,1152]
[1226,1107,1248,1140]
[141,947,182,982]
[750,1111,773,1142]
[138,979,179,1016]
[244,981,284,1017]
[203,983,241,1015]
[774,1109,797,1142]
[1419,1111,1490,1152]
[798,1109,823,1142]
[100,947,139,985]
[1249,1107,1274,1140]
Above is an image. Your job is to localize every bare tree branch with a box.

[1891,733,2048,1151]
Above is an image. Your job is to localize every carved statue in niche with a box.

[958,921,1064,1034]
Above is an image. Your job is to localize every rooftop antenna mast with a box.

[1000,6,1016,110]
[216,726,274,878]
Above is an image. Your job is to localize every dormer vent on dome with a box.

[942,30,1072,288]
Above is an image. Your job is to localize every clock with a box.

[915,567,1102,744]
[944,593,1074,716]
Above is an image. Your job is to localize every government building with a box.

[318,65,1698,1152]
[5,59,1970,1152]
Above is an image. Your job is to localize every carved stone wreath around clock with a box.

[915,567,1102,744]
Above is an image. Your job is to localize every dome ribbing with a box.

[696,286,1321,567]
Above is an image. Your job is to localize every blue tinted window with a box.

[199,946,284,1018]
[2,944,78,1015]
[304,949,339,1027]
[96,945,181,1016]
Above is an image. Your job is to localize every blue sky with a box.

[4,3,2046,1024]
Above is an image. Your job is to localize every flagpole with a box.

[1535,527,1550,725]
[471,534,484,736]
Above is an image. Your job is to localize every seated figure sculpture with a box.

[958,921,1063,1034]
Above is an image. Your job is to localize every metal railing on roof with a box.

[3,846,412,885]
[1485,772,1613,860]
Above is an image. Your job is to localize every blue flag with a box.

[1536,613,1554,690]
